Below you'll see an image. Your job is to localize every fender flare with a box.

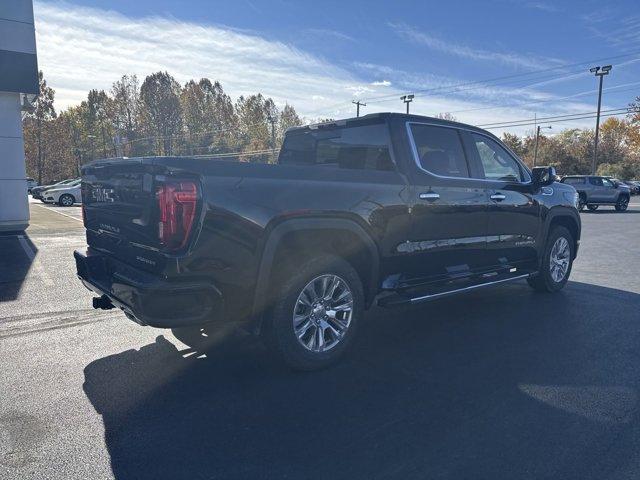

[250,217,380,332]
[540,206,581,262]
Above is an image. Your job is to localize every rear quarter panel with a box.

[159,159,411,322]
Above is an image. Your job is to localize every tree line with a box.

[23,71,303,184]
[22,70,640,184]
[500,109,640,180]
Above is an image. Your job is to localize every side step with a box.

[377,272,533,308]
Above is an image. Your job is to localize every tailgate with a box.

[82,159,166,273]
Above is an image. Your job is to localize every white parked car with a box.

[42,179,82,206]
[26,177,38,192]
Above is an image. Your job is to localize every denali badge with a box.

[92,187,116,203]
[99,223,120,234]
[136,256,156,266]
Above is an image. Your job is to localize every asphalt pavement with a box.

[2,199,640,479]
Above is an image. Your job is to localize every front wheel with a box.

[587,204,599,211]
[578,194,586,211]
[527,226,574,293]
[615,196,629,212]
[265,255,363,370]
[58,194,75,207]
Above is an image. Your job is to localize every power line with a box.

[357,49,640,105]
[446,81,640,115]
[476,107,631,127]
[482,111,631,130]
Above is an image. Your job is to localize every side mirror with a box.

[532,166,556,188]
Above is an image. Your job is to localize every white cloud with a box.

[31,2,610,135]
[33,1,381,119]
[389,23,561,70]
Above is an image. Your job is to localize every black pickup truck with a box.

[74,113,581,369]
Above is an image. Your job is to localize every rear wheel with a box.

[59,194,75,207]
[265,254,363,370]
[615,195,629,212]
[587,204,598,211]
[527,226,574,293]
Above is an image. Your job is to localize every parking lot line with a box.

[35,203,83,222]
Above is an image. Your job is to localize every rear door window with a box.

[563,177,585,185]
[279,123,394,171]
[408,124,470,178]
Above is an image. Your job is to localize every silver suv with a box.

[560,175,630,212]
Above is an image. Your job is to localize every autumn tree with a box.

[111,74,141,156]
[278,103,302,144]
[140,71,183,155]
[180,78,237,155]
[23,71,56,183]
[234,94,277,162]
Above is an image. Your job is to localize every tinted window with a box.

[589,177,603,186]
[472,133,525,182]
[279,123,394,171]
[563,177,585,185]
[602,178,615,188]
[409,124,469,178]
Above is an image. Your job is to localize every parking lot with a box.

[2,198,640,479]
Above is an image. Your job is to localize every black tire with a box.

[615,195,629,212]
[586,204,599,211]
[265,254,364,371]
[527,225,574,293]
[58,194,75,207]
[577,194,586,211]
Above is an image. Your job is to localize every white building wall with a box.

[0,0,36,232]
[0,93,29,231]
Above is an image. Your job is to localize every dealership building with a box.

[0,0,38,232]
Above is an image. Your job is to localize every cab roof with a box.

[285,112,496,138]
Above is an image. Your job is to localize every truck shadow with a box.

[83,281,640,479]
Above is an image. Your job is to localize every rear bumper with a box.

[74,248,224,328]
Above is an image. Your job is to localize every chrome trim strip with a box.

[405,121,532,184]
[409,273,531,303]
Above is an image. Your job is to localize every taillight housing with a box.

[156,180,199,251]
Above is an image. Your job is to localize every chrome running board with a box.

[378,272,533,307]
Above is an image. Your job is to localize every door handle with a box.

[419,192,440,201]
[490,193,506,202]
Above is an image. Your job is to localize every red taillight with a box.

[156,180,198,251]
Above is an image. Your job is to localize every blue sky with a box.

[34,0,640,134]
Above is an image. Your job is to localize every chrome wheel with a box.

[549,237,570,283]
[60,195,73,206]
[293,274,353,353]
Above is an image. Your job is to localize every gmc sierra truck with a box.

[74,113,581,370]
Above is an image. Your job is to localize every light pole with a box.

[352,100,366,117]
[401,94,414,114]
[590,65,612,175]
[533,125,552,167]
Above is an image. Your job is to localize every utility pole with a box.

[352,100,366,117]
[533,125,551,167]
[590,65,612,175]
[267,113,276,163]
[401,94,414,114]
